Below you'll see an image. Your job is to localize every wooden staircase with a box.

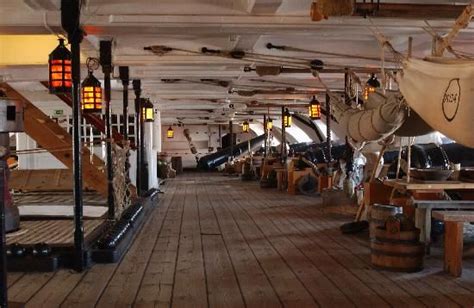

[2,83,108,196]
[40,81,127,146]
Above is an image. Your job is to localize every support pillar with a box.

[140,99,147,191]
[153,110,162,153]
[119,66,131,207]
[132,80,142,196]
[326,93,332,163]
[0,156,7,308]
[218,125,222,149]
[281,107,286,162]
[152,110,161,188]
[229,121,234,162]
[144,122,156,188]
[62,0,86,272]
[263,114,267,157]
[119,67,129,140]
[100,41,115,220]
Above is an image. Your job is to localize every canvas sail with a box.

[330,91,405,144]
[398,58,474,148]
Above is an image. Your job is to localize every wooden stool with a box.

[274,168,287,191]
[432,211,474,277]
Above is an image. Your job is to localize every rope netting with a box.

[112,141,132,219]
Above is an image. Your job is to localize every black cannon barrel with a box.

[198,134,266,170]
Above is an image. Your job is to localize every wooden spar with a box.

[1,82,108,197]
[354,3,466,19]
[434,5,474,57]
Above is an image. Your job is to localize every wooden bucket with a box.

[371,227,424,272]
[369,204,402,239]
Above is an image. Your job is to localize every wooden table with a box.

[432,211,474,277]
[383,179,474,250]
[383,179,474,191]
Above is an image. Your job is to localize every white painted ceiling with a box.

[1,0,473,126]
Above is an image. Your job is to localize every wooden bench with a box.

[410,198,474,251]
[432,211,474,277]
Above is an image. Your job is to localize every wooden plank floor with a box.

[7,220,105,246]
[6,173,474,307]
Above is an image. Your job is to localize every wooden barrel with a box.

[171,156,183,174]
[369,204,402,239]
[371,227,424,272]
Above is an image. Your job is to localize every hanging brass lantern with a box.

[242,120,250,133]
[283,108,292,128]
[266,118,273,131]
[142,98,154,122]
[167,126,174,139]
[81,71,102,113]
[48,38,72,94]
[363,73,380,100]
[308,96,321,120]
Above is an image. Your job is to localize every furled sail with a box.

[398,58,474,148]
[330,91,406,144]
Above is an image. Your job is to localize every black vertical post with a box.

[119,67,129,140]
[140,98,147,191]
[263,114,267,157]
[119,67,131,206]
[281,107,286,162]
[344,69,349,104]
[132,80,142,196]
[0,159,7,307]
[218,125,222,149]
[70,19,85,273]
[100,41,115,221]
[62,0,85,272]
[326,93,332,163]
[229,121,234,161]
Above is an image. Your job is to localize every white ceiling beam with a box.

[232,34,261,51]
[247,0,283,15]
[1,12,470,35]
